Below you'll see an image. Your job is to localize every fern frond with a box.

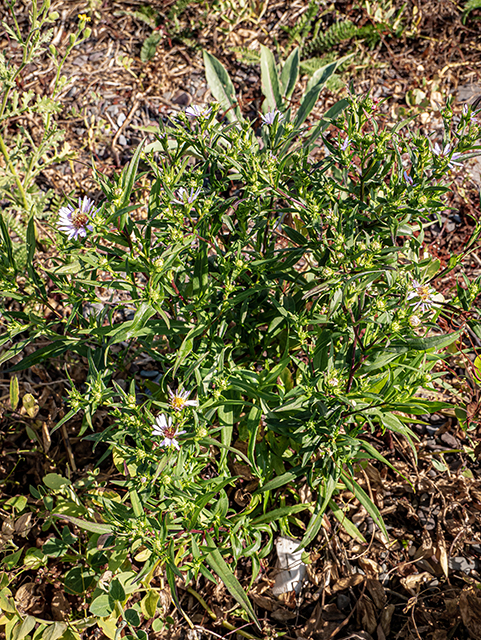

[303,19,377,56]
[463,0,481,22]
[284,0,320,49]
[231,47,261,66]
[300,51,355,77]
[303,19,356,55]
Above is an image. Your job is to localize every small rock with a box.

[449,556,477,574]
[446,222,456,232]
[172,90,191,106]
[72,55,88,66]
[89,51,104,62]
[337,593,350,610]
[440,432,459,448]
[118,134,128,146]
[117,113,126,127]
[107,104,119,116]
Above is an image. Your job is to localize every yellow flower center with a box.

[72,212,88,229]
[171,395,185,410]
[416,285,431,301]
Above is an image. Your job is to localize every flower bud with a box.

[83,27,92,39]
[409,315,421,328]
[48,11,59,21]
[69,33,77,46]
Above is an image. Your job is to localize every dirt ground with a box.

[2,1,481,639]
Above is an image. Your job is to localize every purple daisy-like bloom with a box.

[432,142,465,169]
[152,414,186,449]
[57,196,96,240]
[171,186,201,206]
[261,110,284,126]
[340,136,351,151]
[168,386,198,411]
[463,103,480,123]
[185,105,212,118]
[406,279,436,314]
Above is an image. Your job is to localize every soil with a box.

[2,1,481,639]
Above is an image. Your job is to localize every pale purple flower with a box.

[152,414,186,449]
[185,105,212,118]
[463,103,479,123]
[340,137,350,151]
[171,187,201,206]
[261,110,284,126]
[432,142,464,169]
[57,196,96,240]
[403,170,413,185]
[168,386,198,411]
[406,279,436,313]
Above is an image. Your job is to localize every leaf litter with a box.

[1,0,481,639]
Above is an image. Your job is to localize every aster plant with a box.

[1,51,481,637]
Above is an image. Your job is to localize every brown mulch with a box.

[2,1,481,639]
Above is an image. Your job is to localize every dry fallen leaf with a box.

[332,573,364,592]
[366,578,386,610]
[380,603,395,637]
[15,513,33,537]
[460,585,481,639]
[400,571,432,594]
[437,523,449,579]
[358,557,381,578]
[357,594,377,635]
[15,582,44,616]
[51,590,71,621]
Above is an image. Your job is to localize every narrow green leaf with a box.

[129,490,143,518]
[218,399,234,469]
[260,45,282,111]
[254,465,304,494]
[50,408,80,436]
[295,54,353,127]
[9,376,19,411]
[203,50,242,122]
[251,503,309,525]
[299,470,338,549]
[53,514,112,535]
[398,329,462,352]
[173,336,193,377]
[304,98,349,148]
[328,499,366,543]
[203,533,259,628]
[340,470,388,539]
[0,213,15,272]
[26,216,46,299]
[280,47,299,101]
